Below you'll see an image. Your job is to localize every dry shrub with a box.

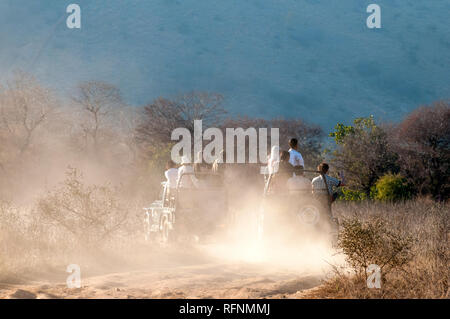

[0,167,143,277]
[312,200,449,298]
[338,218,413,278]
[37,168,135,249]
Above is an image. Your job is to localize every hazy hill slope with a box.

[0,0,449,129]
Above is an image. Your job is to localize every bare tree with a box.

[136,92,226,148]
[0,72,60,200]
[72,81,123,152]
[0,72,57,163]
[392,100,450,200]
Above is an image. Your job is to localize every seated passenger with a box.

[177,156,199,188]
[287,165,311,193]
[271,150,294,193]
[311,163,343,203]
[278,150,294,175]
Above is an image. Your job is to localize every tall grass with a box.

[1,182,448,299]
[313,199,449,298]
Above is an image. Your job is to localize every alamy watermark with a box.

[170,120,279,168]
[367,4,381,29]
[66,264,81,288]
[66,4,81,29]
[366,264,381,289]
[65,4,381,30]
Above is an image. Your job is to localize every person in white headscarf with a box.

[177,156,199,188]
[267,145,280,175]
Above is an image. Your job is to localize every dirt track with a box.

[0,264,322,299]
[0,242,337,299]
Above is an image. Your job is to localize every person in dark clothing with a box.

[271,150,294,193]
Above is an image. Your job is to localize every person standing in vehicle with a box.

[288,138,305,168]
[164,160,179,204]
[165,160,178,189]
[177,156,199,188]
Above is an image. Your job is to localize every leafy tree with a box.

[329,116,399,195]
[329,123,355,145]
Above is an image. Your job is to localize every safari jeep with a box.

[143,181,175,244]
[257,169,338,245]
[144,172,229,244]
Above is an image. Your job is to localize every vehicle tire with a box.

[296,198,328,230]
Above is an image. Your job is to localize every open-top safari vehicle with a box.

[144,172,229,244]
[257,169,339,244]
[143,181,175,244]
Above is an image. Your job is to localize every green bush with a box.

[372,173,413,201]
[339,188,368,201]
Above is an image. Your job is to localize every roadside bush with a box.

[338,217,413,279]
[37,168,131,249]
[0,168,144,277]
[339,188,367,201]
[311,200,448,298]
[372,173,413,201]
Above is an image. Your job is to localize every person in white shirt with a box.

[164,160,178,189]
[287,166,311,193]
[288,138,305,168]
[177,156,199,188]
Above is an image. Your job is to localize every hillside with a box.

[0,0,449,129]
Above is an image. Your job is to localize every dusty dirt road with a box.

[0,241,339,299]
[0,264,322,299]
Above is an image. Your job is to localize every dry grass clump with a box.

[312,200,449,298]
